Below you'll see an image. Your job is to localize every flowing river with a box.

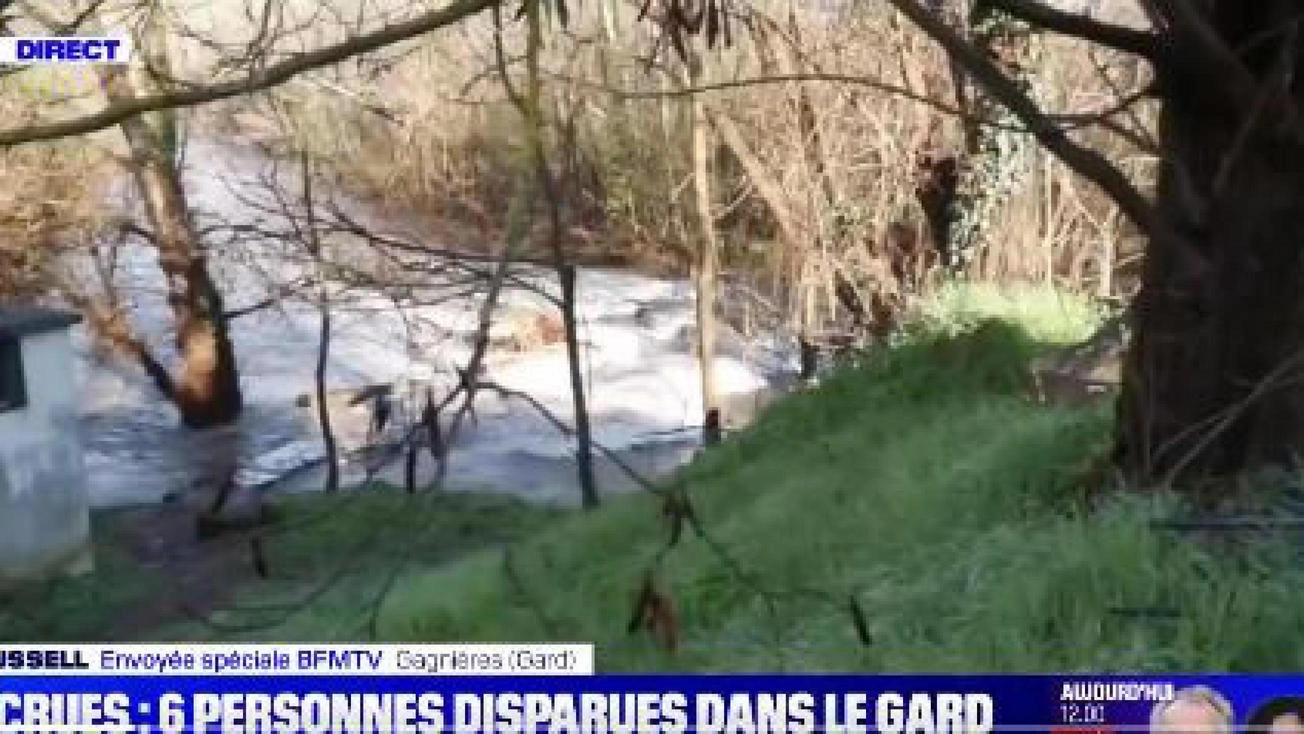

[74,141,795,510]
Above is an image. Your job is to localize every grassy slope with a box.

[0,492,561,642]
[9,285,1304,669]
[374,286,1304,672]
[175,491,564,642]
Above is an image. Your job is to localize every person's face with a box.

[1270,713,1304,734]
[1157,700,1225,733]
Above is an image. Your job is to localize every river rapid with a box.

[73,141,795,510]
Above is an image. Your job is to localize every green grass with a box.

[370,285,1304,672]
[0,492,561,642]
[8,284,1304,670]
[0,538,155,642]
[913,281,1110,343]
[163,491,563,642]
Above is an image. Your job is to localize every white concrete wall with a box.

[0,328,92,584]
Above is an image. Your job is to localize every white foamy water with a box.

[76,141,794,508]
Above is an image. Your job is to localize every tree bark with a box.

[99,65,243,429]
[299,152,339,492]
[558,264,599,508]
[310,271,340,495]
[689,70,720,424]
[1115,2,1304,485]
[315,303,340,492]
[888,0,1304,488]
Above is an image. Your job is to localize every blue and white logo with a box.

[0,36,133,65]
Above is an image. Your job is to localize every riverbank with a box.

[10,285,1304,669]
[366,287,1304,671]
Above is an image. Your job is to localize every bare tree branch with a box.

[985,0,1162,59]
[560,70,1154,151]
[0,0,500,147]
[887,0,1159,238]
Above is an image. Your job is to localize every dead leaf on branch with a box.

[627,571,681,653]
[637,0,736,62]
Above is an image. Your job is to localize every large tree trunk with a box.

[97,22,242,429]
[1115,3,1304,486]
[115,93,243,427]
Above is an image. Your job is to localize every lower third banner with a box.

[0,645,1301,732]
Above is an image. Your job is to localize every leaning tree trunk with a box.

[126,125,242,427]
[1116,3,1304,486]
[97,16,242,429]
[111,95,243,427]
